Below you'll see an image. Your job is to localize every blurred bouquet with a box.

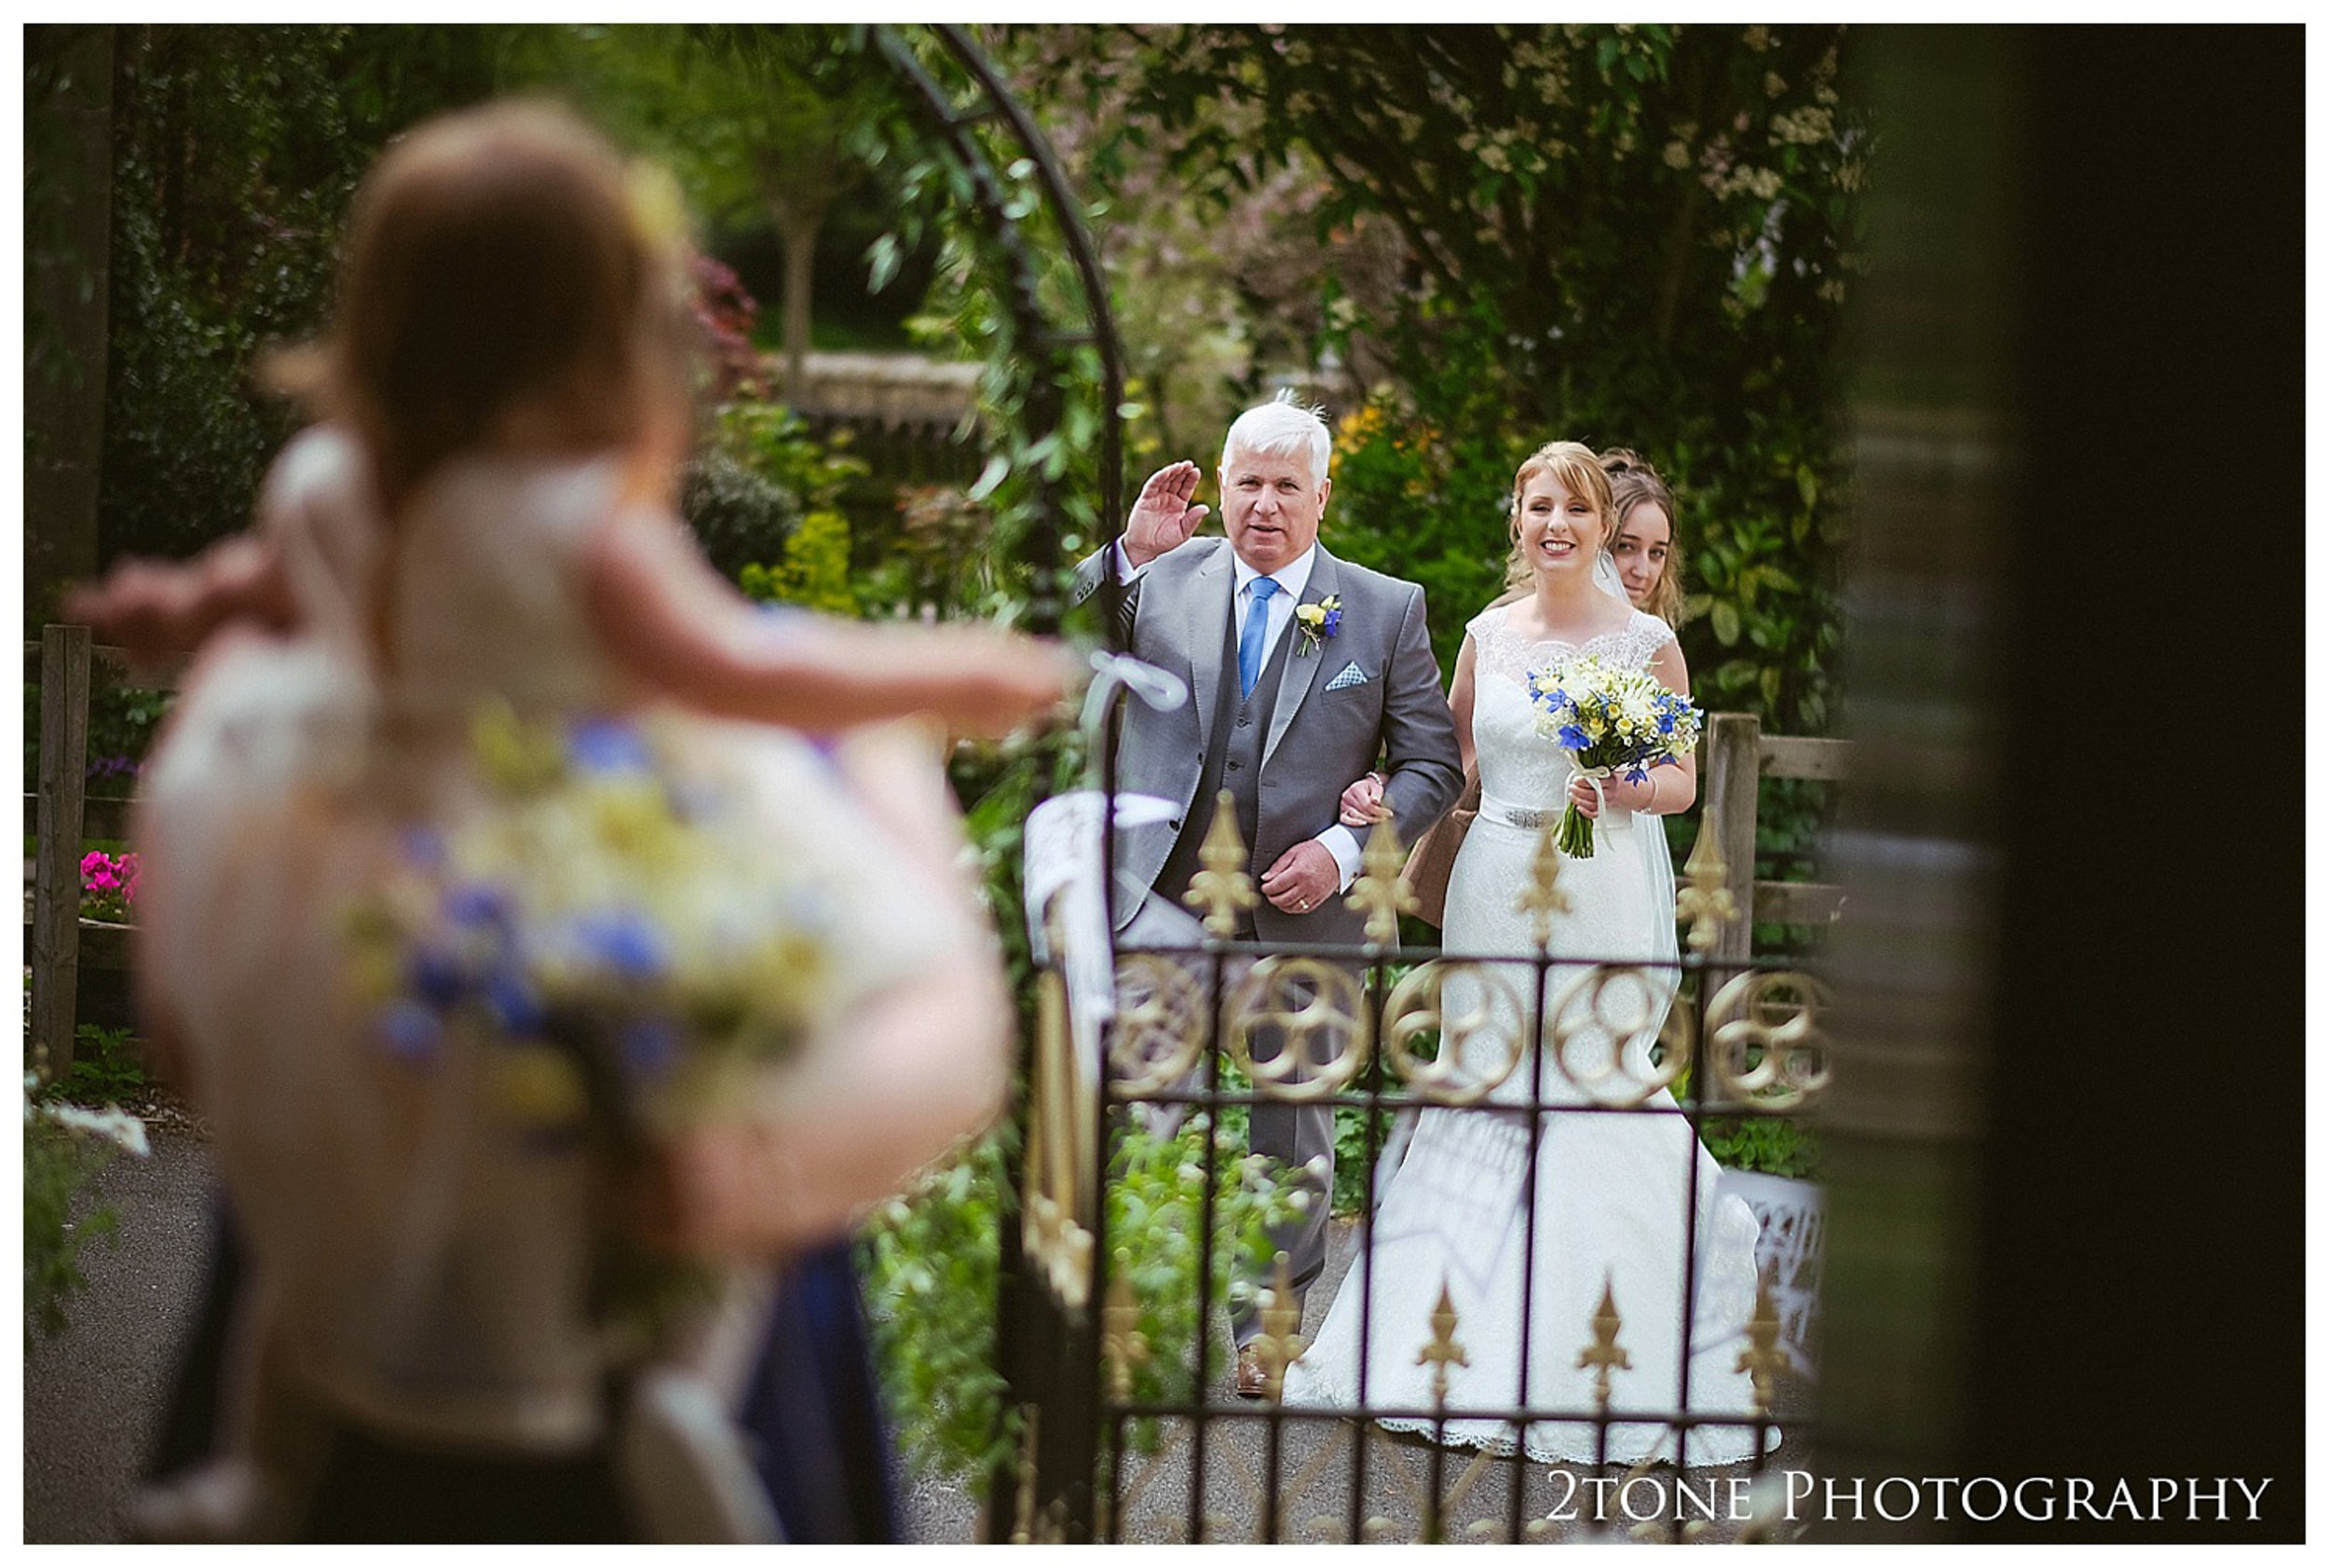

[345,702,839,1154]
[1524,653,1703,858]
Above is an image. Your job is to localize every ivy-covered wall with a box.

[96,26,502,569]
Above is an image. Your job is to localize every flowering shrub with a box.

[24,1062,149,1348]
[79,852,140,924]
[689,252,771,402]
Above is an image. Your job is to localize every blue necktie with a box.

[1238,576,1282,699]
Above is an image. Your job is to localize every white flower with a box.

[1770,105,1835,146]
[41,1101,151,1158]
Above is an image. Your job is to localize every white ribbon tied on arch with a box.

[1023,789,1181,1035]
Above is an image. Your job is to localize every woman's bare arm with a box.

[586,509,1069,739]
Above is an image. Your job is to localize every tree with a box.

[529,24,894,406]
[1017,23,1867,744]
[93,25,504,566]
[25,26,116,607]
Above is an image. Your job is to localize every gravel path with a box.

[23,1115,219,1545]
[20,1117,1808,1545]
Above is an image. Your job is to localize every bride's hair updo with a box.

[1503,440,1614,593]
[267,100,696,516]
[1599,447,1686,626]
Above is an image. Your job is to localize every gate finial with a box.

[1417,1278,1471,1407]
[1100,1260,1151,1402]
[1513,820,1573,950]
[1737,1262,1791,1415]
[1576,1273,1632,1411]
[1677,830,1738,953]
[1346,810,1415,948]
[1183,789,1258,937]
[1249,1254,1310,1403]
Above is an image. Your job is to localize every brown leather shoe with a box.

[1234,1343,1268,1400]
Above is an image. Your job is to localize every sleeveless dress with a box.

[135,428,960,1535]
[1285,603,1772,1466]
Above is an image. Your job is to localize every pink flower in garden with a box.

[79,850,141,916]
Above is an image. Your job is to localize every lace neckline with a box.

[1463,596,1668,671]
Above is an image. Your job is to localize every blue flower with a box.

[443,882,513,931]
[567,718,654,775]
[375,1001,444,1064]
[1293,595,1343,654]
[573,909,669,980]
[620,1018,683,1082]
[484,967,546,1035]
[407,946,469,1009]
[1557,723,1591,751]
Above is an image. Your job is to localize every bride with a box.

[1283,441,1773,1466]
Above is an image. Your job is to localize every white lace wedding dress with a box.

[1284,602,1774,1466]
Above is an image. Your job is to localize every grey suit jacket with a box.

[1074,538,1464,944]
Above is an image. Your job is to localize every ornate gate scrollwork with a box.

[1379,961,1526,1106]
[1543,962,1692,1108]
[1703,969,1833,1111]
[1107,951,1208,1098]
[1221,956,1372,1102]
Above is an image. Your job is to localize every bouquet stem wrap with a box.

[1557,768,1612,859]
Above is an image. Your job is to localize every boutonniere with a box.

[1294,595,1342,656]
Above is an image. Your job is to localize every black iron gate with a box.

[1017,791,1827,1544]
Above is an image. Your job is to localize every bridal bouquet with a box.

[344,702,840,1153]
[1523,653,1704,858]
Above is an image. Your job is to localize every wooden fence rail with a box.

[1690,710,1851,963]
[24,627,181,1080]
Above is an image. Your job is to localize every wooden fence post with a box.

[1700,712,1762,966]
[33,624,91,1081]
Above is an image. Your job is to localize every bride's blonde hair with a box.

[1502,440,1614,593]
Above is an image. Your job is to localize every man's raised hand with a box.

[1124,460,1210,566]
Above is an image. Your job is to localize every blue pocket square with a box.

[1325,661,1370,692]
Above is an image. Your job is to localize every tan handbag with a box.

[1399,762,1481,930]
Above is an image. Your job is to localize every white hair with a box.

[1221,389,1331,486]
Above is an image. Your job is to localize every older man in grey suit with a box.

[1075,394,1463,1395]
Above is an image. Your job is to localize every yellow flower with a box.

[488,1044,589,1127]
[470,701,565,797]
[585,778,688,869]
